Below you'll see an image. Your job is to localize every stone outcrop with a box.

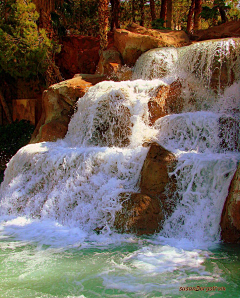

[148,80,182,125]
[30,77,92,143]
[191,20,240,41]
[56,35,100,79]
[114,143,177,235]
[221,163,240,243]
[127,23,190,47]
[56,33,114,79]
[114,23,190,66]
[12,99,37,125]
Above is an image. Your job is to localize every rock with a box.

[114,29,169,66]
[221,163,240,243]
[56,35,100,79]
[191,20,240,41]
[12,99,37,125]
[114,193,164,235]
[30,77,92,143]
[140,143,176,203]
[56,33,114,79]
[73,74,108,85]
[114,143,177,235]
[127,23,190,47]
[96,47,123,76]
[148,80,182,124]
[114,24,190,66]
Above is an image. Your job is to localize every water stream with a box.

[0,38,239,297]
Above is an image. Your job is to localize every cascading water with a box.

[0,38,239,297]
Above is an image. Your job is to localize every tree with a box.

[0,0,53,123]
[187,0,195,32]
[150,0,156,22]
[31,0,63,86]
[166,0,173,29]
[187,0,202,32]
[194,0,202,29]
[140,0,145,26]
[98,0,109,54]
[110,0,120,30]
[160,0,167,27]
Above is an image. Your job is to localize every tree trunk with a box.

[193,0,202,30]
[140,0,145,26]
[160,0,167,28]
[187,0,195,33]
[0,90,12,124]
[110,0,120,30]
[132,0,136,22]
[34,3,63,86]
[166,0,173,29]
[0,101,2,126]
[150,0,156,22]
[99,0,109,55]
[218,6,227,23]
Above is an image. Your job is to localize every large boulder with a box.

[191,20,240,41]
[127,23,190,47]
[114,143,177,235]
[30,77,92,143]
[56,35,100,79]
[221,163,240,243]
[114,23,190,66]
[148,80,182,125]
[140,143,177,205]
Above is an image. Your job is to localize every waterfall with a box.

[0,38,239,243]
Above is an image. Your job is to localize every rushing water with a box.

[0,38,240,297]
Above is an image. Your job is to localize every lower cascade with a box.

[0,38,239,297]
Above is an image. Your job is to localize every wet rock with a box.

[140,143,177,202]
[221,163,240,243]
[148,80,182,124]
[114,143,177,235]
[114,193,164,235]
[30,77,92,143]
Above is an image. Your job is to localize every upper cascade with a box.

[0,37,239,241]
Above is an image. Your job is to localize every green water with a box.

[0,238,239,298]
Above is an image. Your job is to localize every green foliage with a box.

[52,0,99,36]
[151,18,171,30]
[152,18,165,29]
[0,0,53,79]
[0,120,34,157]
[201,6,219,20]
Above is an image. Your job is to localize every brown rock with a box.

[127,23,190,47]
[114,193,164,235]
[96,47,123,76]
[114,143,177,235]
[12,99,37,125]
[114,29,169,66]
[56,35,100,79]
[221,163,240,243]
[38,120,69,142]
[191,20,240,41]
[148,80,182,124]
[56,33,114,79]
[114,24,190,66]
[30,77,92,143]
[140,143,176,200]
